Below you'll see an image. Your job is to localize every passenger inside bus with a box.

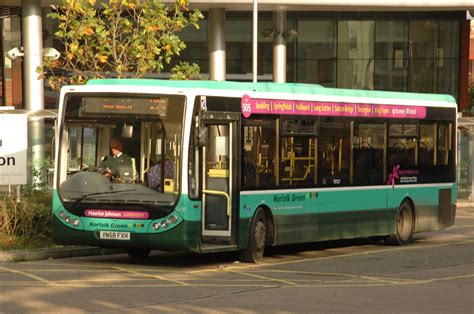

[146,158,175,191]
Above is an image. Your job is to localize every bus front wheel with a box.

[386,201,414,246]
[239,208,266,263]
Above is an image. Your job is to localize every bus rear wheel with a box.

[386,201,414,246]
[239,208,266,263]
[127,248,151,258]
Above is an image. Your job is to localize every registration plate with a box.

[99,231,130,240]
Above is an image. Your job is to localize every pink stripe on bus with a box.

[241,94,426,119]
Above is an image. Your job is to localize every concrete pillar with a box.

[22,0,45,185]
[22,0,44,112]
[273,11,286,83]
[209,8,226,81]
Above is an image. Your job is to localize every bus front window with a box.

[57,94,185,209]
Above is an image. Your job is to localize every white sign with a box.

[0,114,27,185]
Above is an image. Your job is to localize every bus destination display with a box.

[82,97,168,116]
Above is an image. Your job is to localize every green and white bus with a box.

[53,79,457,262]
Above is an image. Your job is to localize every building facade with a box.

[1,1,472,108]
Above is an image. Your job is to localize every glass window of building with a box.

[175,18,209,75]
[337,20,375,90]
[1,17,22,108]
[374,20,408,91]
[42,7,62,108]
[408,21,438,93]
[296,20,336,86]
[226,14,273,80]
[437,21,460,97]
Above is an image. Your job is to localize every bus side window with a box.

[419,123,436,166]
[353,123,385,185]
[435,122,454,182]
[438,123,451,166]
[388,123,417,169]
[242,120,277,189]
[318,117,350,186]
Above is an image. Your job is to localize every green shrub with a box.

[0,189,52,239]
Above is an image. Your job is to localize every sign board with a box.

[82,96,169,116]
[0,114,27,185]
[241,94,427,119]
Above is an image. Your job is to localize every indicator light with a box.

[169,215,178,224]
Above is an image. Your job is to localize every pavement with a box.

[0,245,123,263]
[0,200,472,263]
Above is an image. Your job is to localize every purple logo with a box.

[387,165,400,188]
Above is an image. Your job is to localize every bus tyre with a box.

[127,248,151,258]
[239,208,266,263]
[386,201,414,246]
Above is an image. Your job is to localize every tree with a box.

[40,0,203,91]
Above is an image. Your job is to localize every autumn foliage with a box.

[40,0,203,90]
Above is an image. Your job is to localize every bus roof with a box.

[87,79,457,104]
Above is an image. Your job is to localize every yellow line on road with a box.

[398,273,474,285]
[252,268,414,285]
[260,239,474,268]
[280,273,474,288]
[0,282,279,288]
[224,269,298,286]
[0,266,57,286]
[1,274,471,288]
[112,266,190,286]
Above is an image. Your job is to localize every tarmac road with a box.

[0,206,473,313]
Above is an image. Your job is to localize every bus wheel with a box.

[386,201,414,246]
[239,208,266,263]
[127,248,151,258]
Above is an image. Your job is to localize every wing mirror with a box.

[122,123,133,138]
[197,125,208,147]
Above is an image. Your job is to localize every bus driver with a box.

[99,138,132,178]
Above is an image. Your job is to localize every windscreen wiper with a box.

[68,188,137,209]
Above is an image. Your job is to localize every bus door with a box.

[201,113,239,244]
